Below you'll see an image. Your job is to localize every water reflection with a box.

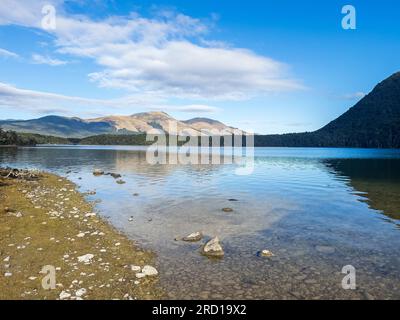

[325,159,400,220]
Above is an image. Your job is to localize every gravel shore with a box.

[0,169,164,300]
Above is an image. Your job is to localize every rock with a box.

[109,173,122,179]
[116,180,126,185]
[201,237,224,258]
[315,245,335,254]
[228,199,239,202]
[128,217,134,222]
[3,256,10,262]
[222,208,233,213]
[182,232,203,242]
[142,265,158,277]
[259,250,274,257]
[85,212,96,217]
[59,291,71,300]
[133,193,139,197]
[77,233,85,238]
[131,265,141,272]
[77,254,94,264]
[4,272,12,277]
[362,291,375,300]
[135,273,146,279]
[93,169,104,176]
[75,288,87,297]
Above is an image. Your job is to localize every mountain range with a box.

[1,72,400,148]
[0,112,242,138]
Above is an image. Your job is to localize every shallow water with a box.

[1,146,400,299]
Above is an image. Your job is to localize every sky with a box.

[0,0,399,134]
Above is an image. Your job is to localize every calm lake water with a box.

[1,146,400,299]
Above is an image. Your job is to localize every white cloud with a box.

[0,82,219,116]
[343,92,366,100]
[0,48,18,58]
[0,1,303,101]
[32,53,68,66]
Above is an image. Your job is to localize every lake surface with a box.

[1,146,400,299]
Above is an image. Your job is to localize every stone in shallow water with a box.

[93,169,104,176]
[259,250,274,257]
[142,265,158,277]
[315,245,335,254]
[201,237,224,258]
[182,232,203,242]
[222,208,233,213]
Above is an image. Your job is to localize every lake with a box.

[1,146,400,299]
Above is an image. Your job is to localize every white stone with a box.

[75,288,87,297]
[85,213,96,217]
[77,254,94,264]
[142,265,158,277]
[131,265,141,272]
[4,272,12,277]
[77,233,85,238]
[135,273,146,279]
[59,291,71,300]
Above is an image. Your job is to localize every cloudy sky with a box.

[0,0,399,134]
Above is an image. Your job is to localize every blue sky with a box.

[0,0,399,134]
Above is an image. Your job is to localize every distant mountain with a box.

[183,118,243,135]
[90,112,200,136]
[256,72,400,148]
[0,115,114,138]
[0,112,240,138]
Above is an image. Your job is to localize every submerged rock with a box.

[142,265,158,277]
[258,250,274,257]
[93,169,104,176]
[222,208,233,213]
[109,173,122,179]
[116,180,126,185]
[315,245,335,254]
[201,237,224,258]
[182,232,203,242]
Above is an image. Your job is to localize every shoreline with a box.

[0,168,164,300]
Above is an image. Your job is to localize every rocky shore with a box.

[0,168,164,300]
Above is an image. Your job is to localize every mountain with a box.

[315,71,400,148]
[0,112,238,138]
[256,72,400,148]
[0,115,114,138]
[89,112,200,136]
[183,118,243,135]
